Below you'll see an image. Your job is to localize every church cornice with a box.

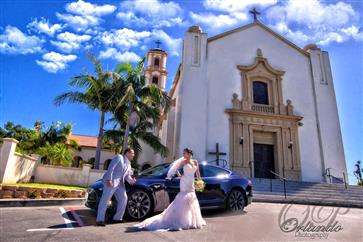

[207,20,309,58]
[237,49,285,76]
[225,108,303,122]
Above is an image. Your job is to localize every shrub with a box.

[27,189,41,199]
[54,190,71,198]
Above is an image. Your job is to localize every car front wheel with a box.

[227,189,245,211]
[126,189,153,220]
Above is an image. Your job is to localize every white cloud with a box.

[36,51,77,73]
[341,26,363,42]
[57,31,92,42]
[0,26,44,54]
[51,31,91,53]
[117,0,185,28]
[190,12,248,31]
[283,0,355,27]
[27,18,64,36]
[99,48,141,63]
[267,0,362,46]
[98,28,151,50]
[190,0,276,32]
[203,0,277,12]
[66,0,116,16]
[56,0,116,32]
[150,30,182,57]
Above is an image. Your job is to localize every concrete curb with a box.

[252,197,363,209]
[0,198,86,207]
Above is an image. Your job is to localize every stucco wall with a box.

[309,49,347,180]
[175,24,330,182]
[2,153,37,183]
[34,164,105,187]
[72,147,115,170]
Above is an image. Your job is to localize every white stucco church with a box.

[141,18,347,183]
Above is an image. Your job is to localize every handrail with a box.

[269,170,286,180]
[269,170,287,199]
[324,167,361,189]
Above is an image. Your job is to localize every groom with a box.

[96,148,136,226]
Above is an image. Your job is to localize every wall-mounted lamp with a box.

[298,122,304,126]
[288,141,293,149]
[239,137,244,145]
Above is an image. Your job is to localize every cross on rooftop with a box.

[155,40,162,48]
[249,7,261,21]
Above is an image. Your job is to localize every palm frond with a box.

[53,92,89,106]
[136,131,168,158]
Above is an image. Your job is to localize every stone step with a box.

[253,190,363,199]
[254,184,362,190]
[252,185,363,193]
[252,186,363,194]
[253,194,363,208]
[253,188,363,196]
[251,184,363,192]
[248,178,361,187]
[249,180,363,190]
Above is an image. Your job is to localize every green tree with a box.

[0,121,40,154]
[112,59,171,154]
[103,119,168,169]
[0,121,79,164]
[54,53,114,169]
[37,143,73,166]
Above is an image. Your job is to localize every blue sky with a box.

[0,0,362,183]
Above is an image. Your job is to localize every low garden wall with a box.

[0,185,86,199]
[34,164,105,187]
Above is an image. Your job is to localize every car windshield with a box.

[139,163,170,176]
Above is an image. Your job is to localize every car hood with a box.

[88,175,163,189]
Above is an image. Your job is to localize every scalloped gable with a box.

[207,21,309,57]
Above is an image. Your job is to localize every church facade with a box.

[159,20,347,183]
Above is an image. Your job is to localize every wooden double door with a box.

[253,143,275,179]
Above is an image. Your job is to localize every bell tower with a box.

[145,40,168,89]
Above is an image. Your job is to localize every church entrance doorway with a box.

[253,143,275,179]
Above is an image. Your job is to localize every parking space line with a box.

[59,207,74,229]
[27,228,73,232]
[68,207,85,227]
[26,207,74,232]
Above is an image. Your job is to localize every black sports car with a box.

[85,162,253,220]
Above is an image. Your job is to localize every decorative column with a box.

[0,138,19,183]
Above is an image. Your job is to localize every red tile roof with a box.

[66,134,98,148]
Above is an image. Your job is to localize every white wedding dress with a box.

[133,163,206,231]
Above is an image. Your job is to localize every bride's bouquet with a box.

[194,179,206,192]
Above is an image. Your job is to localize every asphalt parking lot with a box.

[1,202,362,242]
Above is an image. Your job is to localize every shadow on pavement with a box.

[202,208,248,218]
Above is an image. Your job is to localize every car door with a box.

[165,167,183,202]
[165,167,204,202]
[199,165,230,207]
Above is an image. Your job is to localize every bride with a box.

[133,148,206,231]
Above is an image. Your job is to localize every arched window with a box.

[253,81,268,105]
[87,157,95,169]
[72,156,83,168]
[154,58,160,67]
[103,159,112,170]
[152,76,159,85]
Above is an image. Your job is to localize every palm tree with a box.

[113,58,171,154]
[54,53,114,169]
[37,143,73,166]
[103,119,168,168]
